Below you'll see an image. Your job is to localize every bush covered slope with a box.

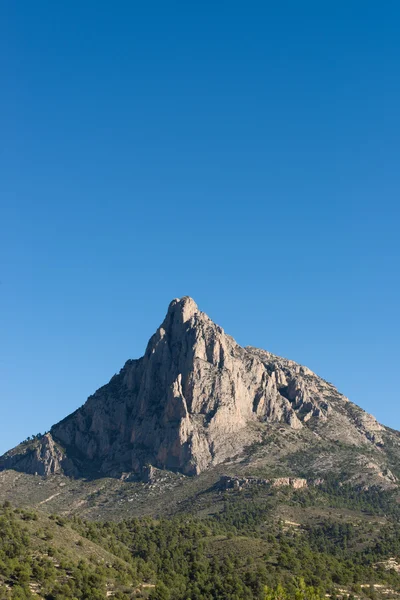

[1,480,400,599]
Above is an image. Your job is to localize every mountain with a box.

[1,296,399,497]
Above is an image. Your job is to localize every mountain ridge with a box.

[1,296,399,492]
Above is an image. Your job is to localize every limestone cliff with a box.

[50,296,325,475]
[1,297,399,480]
[0,433,74,476]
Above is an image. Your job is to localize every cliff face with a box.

[0,433,74,477]
[1,297,399,481]
[49,296,327,475]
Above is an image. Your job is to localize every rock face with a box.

[0,433,73,477]
[49,296,335,476]
[219,475,314,491]
[1,297,399,481]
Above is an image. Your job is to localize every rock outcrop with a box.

[1,296,399,481]
[0,433,73,476]
[219,475,315,491]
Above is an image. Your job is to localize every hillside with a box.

[1,479,400,599]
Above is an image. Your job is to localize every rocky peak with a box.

[167,296,199,324]
[1,297,398,482]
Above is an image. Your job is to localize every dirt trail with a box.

[37,492,61,505]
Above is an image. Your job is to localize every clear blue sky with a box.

[1,1,399,455]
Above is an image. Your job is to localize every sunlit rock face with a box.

[2,297,394,479]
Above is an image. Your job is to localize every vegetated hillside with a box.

[1,479,400,600]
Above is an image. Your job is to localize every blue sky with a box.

[1,1,399,454]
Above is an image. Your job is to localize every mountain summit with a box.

[1,297,399,485]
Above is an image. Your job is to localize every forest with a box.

[0,480,399,599]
